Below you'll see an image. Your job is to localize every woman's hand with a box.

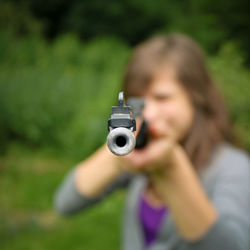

[120,135,177,173]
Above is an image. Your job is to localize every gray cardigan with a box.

[54,143,250,250]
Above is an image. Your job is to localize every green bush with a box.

[208,43,250,150]
[0,33,130,159]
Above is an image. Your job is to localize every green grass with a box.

[0,143,125,250]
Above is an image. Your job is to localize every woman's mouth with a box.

[148,127,160,139]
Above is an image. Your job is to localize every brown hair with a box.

[123,34,236,169]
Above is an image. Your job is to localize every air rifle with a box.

[107,92,148,156]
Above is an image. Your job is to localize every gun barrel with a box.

[107,127,135,156]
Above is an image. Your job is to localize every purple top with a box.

[139,194,168,247]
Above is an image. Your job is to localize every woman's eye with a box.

[154,94,172,101]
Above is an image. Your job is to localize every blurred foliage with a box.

[0,33,249,159]
[0,0,250,62]
[208,43,250,149]
[0,32,130,159]
[0,1,43,36]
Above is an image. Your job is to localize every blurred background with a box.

[0,0,249,249]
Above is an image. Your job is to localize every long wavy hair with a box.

[123,34,237,169]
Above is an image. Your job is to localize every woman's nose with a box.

[142,99,159,123]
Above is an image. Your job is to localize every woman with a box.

[54,34,250,250]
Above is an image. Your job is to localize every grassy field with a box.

[0,143,125,250]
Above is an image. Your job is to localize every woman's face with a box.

[142,71,195,142]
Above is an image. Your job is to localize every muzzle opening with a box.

[116,136,127,147]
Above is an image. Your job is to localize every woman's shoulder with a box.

[213,142,249,167]
[218,140,248,158]
[201,142,250,181]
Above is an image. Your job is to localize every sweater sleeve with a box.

[183,146,250,250]
[54,168,132,215]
